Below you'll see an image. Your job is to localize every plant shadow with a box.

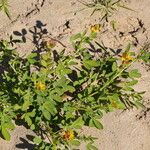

[16,135,35,150]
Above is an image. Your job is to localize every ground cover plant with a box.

[0,0,10,18]
[0,24,149,150]
[77,0,131,21]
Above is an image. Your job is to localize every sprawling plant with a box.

[0,28,149,150]
[78,0,132,21]
[0,0,10,18]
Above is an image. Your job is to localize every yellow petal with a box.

[90,24,101,33]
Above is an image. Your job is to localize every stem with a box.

[90,58,137,97]
[45,131,52,144]
[44,124,54,144]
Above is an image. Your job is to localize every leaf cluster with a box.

[0,31,147,149]
[78,0,132,21]
[0,0,10,19]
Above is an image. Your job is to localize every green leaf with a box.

[22,111,35,126]
[14,104,21,110]
[24,116,32,126]
[66,85,75,93]
[83,60,100,69]
[4,122,15,130]
[129,69,141,78]
[51,95,62,102]
[41,53,50,61]
[68,61,78,66]
[70,117,84,129]
[43,109,51,120]
[41,60,47,67]
[90,32,97,38]
[89,119,103,129]
[30,124,35,130]
[43,101,57,115]
[1,126,11,141]
[133,101,145,109]
[65,112,74,120]
[82,37,90,43]
[70,140,80,146]
[45,146,51,150]
[123,86,134,91]
[86,143,98,150]
[70,33,81,41]
[33,136,42,145]
[126,80,138,86]
[27,53,37,58]
[22,100,31,111]
[27,53,37,64]
[112,62,117,71]
[28,110,36,117]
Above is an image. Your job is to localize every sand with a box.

[0,0,150,150]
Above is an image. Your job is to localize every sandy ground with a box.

[0,0,150,150]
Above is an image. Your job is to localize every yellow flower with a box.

[63,130,75,140]
[90,24,101,33]
[121,52,133,64]
[35,81,46,90]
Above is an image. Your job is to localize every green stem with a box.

[90,58,137,97]
[44,124,54,144]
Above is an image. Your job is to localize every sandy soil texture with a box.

[0,0,150,150]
